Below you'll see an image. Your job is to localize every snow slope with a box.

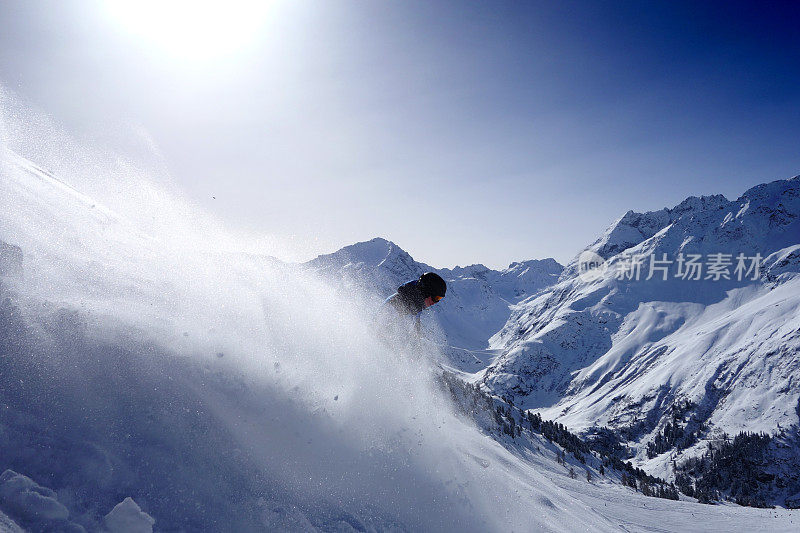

[482,175,800,480]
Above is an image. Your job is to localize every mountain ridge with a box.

[478,174,800,502]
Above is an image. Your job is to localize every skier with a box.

[382,272,447,336]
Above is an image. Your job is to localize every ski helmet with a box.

[418,272,446,298]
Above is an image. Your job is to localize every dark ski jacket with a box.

[384,280,426,332]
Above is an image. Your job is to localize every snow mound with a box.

[103,498,154,533]
[0,470,84,532]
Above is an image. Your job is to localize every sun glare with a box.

[104,0,273,61]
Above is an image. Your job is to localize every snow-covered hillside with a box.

[2,143,619,531]
[304,237,562,369]
[481,176,800,491]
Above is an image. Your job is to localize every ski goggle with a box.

[432,295,444,303]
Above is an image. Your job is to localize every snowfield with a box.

[1,97,798,530]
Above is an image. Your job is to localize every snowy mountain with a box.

[303,237,563,370]
[480,175,800,497]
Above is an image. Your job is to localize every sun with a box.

[104,0,273,61]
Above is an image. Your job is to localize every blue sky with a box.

[1,1,798,268]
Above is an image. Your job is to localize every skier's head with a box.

[418,272,446,307]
